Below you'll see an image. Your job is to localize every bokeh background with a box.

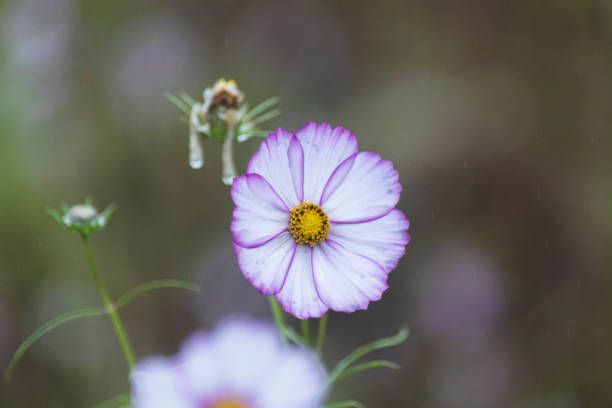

[1,0,611,406]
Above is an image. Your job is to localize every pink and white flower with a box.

[131,317,326,408]
[231,122,410,319]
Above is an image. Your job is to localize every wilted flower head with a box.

[201,78,244,115]
[47,199,115,237]
[131,317,327,408]
[231,123,410,319]
[168,78,279,185]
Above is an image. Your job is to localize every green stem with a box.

[316,312,328,357]
[81,236,136,370]
[301,319,311,346]
[268,296,287,345]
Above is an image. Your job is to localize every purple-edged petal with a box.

[234,232,296,295]
[321,151,401,223]
[296,122,358,203]
[231,174,289,248]
[131,358,192,408]
[329,209,410,273]
[247,129,304,208]
[276,245,328,319]
[312,240,388,312]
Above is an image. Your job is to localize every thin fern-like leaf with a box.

[4,308,106,379]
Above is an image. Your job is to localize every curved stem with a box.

[268,296,288,345]
[316,313,328,357]
[81,236,136,370]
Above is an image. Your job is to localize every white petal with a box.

[131,358,192,408]
[257,348,327,408]
[234,232,296,295]
[176,333,222,402]
[247,129,304,208]
[312,240,388,313]
[321,152,401,223]
[276,245,328,319]
[231,174,289,248]
[329,209,410,273]
[204,318,285,396]
[296,122,358,203]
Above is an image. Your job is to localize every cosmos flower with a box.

[131,317,326,408]
[231,122,410,319]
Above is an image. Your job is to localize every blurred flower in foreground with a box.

[47,198,115,237]
[131,317,326,408]
[231,122,410,318]
[166,78,279,184]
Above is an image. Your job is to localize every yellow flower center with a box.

[288,203,330,247]
[208,399,248,408]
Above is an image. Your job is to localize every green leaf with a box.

[46,207,65,226]
[163,92,191,115]
[250,109,281,125]
[179,93,197,107]
[324,400,366,408]
[98,203,117,227]
[243,96,279,122]
[115,279,199,309]
[236,130,271,142]
[328,327,409,383]
[333,360,400,382]
[90,394,130,408]
[281,326,306,348]
[4,307,106,379]
[268,297,288,345]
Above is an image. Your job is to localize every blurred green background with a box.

[1,0,612,406]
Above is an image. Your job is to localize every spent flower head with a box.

[47,198,115,237]
[166,78,280,185]
[231,123,410,319]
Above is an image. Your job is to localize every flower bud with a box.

[48,200,115,237]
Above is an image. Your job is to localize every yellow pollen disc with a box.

[209,399,248,408]
[288,202,330,247]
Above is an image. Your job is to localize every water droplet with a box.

[189,157,204,169]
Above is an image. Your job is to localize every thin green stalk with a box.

[81,236,136,370]
[301,319,311,346]
[316,312,328,356]
[268,297,287,345]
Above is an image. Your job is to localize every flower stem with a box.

[316,313,328,357]
[268,296,287,345]
[221,122,237,185]
[301,319,311,346]
[81,236,136,370]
